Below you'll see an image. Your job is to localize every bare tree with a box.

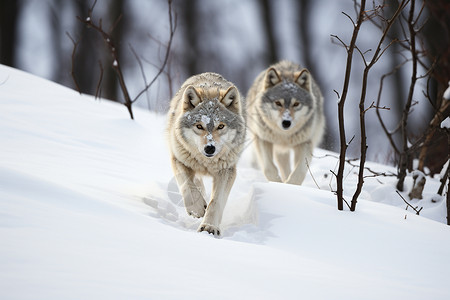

[331,0,366,211]
[71,0,176,120]
[332,0,407,211]
[0,0,21,67]
[417,0,450,175]
[372,0,449,194]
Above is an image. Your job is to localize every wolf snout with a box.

[204,145,216,157]
[282,120,291,129]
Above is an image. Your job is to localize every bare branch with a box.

[305,158,320,190]
[330,34,349,51]
[95,60,103,99]
[129,45,152,109]
[72,0,176,119]
[333,89,341,100]
[347,135,356,146]
[318,153,397,178]
[342,11,356,26]
[363,101,390,114]
[372,38,398,65]
[66,32,81,94]
[109,14,123,34]
[413,0,426,26]
[354,45,369,68]
[76,2,135,119]
[132,0,177,103]
[349,0,408,211]
[396,190,423,215]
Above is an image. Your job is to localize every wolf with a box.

[247,60,325,185]
[166,72,246,236]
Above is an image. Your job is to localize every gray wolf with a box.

[166,72,246,236]
[246,60,325,185]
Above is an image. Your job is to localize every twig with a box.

[95,60,103,99]
[305,158,320,189]
[396,190,423,215]
[330,34,349,51]
[375,58,410,155]
[131,0,177,104]
[66,32,81,94]
[343,198,351,210]
[363,101,390,114]
[129,45,151,110]
[333,89,340,99]
[318,153,397,178]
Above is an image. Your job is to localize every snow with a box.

[282,108,292,121]
[201,114,211,125]
[443,81,450,100]
[411,169,426,181]
[1,64,450,299]
[441,117,450,129]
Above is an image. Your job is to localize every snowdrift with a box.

[1,64,449,299]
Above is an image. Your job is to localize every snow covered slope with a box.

[1,64,449,299]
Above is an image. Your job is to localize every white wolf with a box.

[247,60,325,185]
[166,72,246,236]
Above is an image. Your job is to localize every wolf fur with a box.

[247,60,325,185]
[166,72,246,236]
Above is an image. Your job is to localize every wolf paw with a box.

[198,223,221,236]
[186,203,207,218]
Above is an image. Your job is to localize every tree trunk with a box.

[0,0,20,67]
[72,0,102,95]
[178,0,200,76]
[259,0,278,65]
[102,0,125,101]
[418,0,450,175]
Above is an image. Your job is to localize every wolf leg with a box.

[198,167,236,236]
[274,149,291,182]
[286,142,312,185]
[254,137,282,182]
[193,176,207,200]
[171,156,207,218]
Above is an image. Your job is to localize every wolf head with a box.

[179,85,243,158]
[259,67,315,131]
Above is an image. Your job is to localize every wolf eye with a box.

[196,124,204,130]
[217,124,225,130]
[293,102,300,107]
[275,101,282,107]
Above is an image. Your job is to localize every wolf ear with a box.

[294,69,312,92]
[183,86,202,110]
[264,68,281,89]
[221,86,241,113]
